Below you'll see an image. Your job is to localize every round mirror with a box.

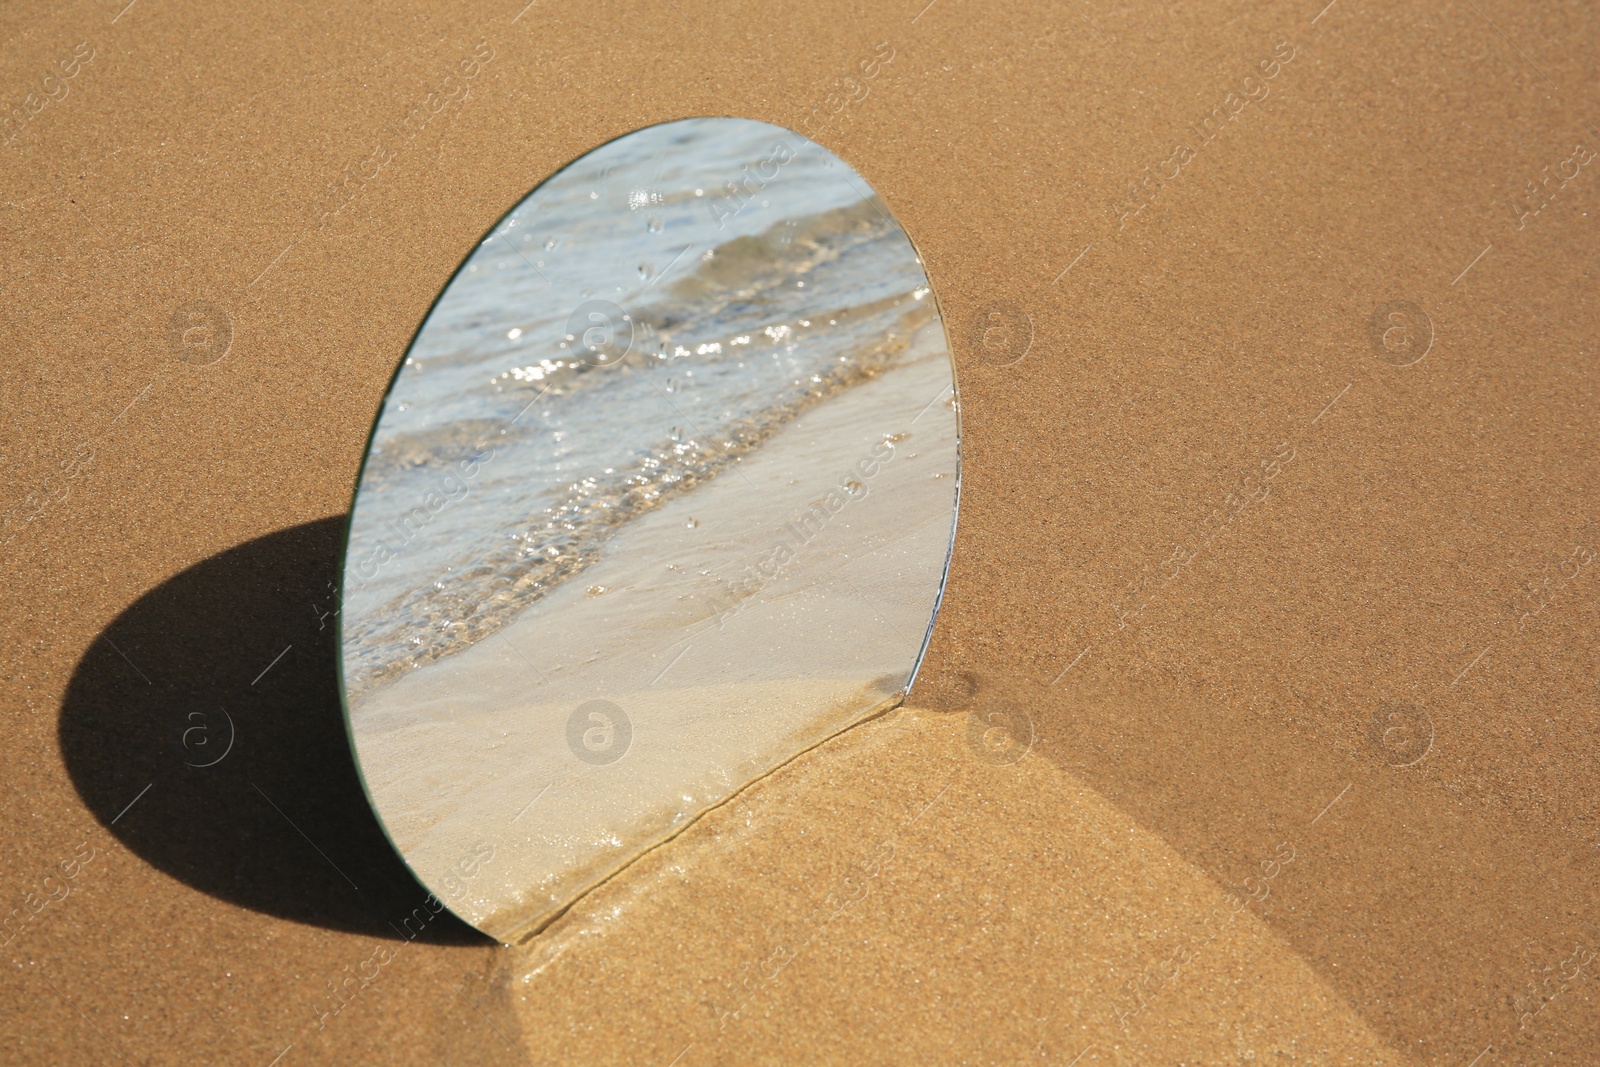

[339,117,961,942]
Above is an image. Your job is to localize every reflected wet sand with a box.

[352,327,958,940]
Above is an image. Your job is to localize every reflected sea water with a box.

[344,119,942,700]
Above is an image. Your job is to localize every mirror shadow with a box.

[58,516,486,943]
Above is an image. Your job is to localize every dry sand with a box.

[3,0,1598,1064]
[502,704,1412,1065]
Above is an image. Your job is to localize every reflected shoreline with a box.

[340,117,960,940]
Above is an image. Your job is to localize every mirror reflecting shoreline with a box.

[341,118,960,941]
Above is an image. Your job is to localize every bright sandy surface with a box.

[6,1,1597,1064]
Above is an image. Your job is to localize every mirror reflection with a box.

[341,117,960,941]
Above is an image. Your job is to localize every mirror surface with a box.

[341,117,960,941]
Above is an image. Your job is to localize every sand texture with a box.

[4,0,1598,1063]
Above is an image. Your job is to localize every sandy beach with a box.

[4,0,1597,1063]
[503,704,1414,1065]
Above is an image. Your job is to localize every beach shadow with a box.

[58,516,486,944]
